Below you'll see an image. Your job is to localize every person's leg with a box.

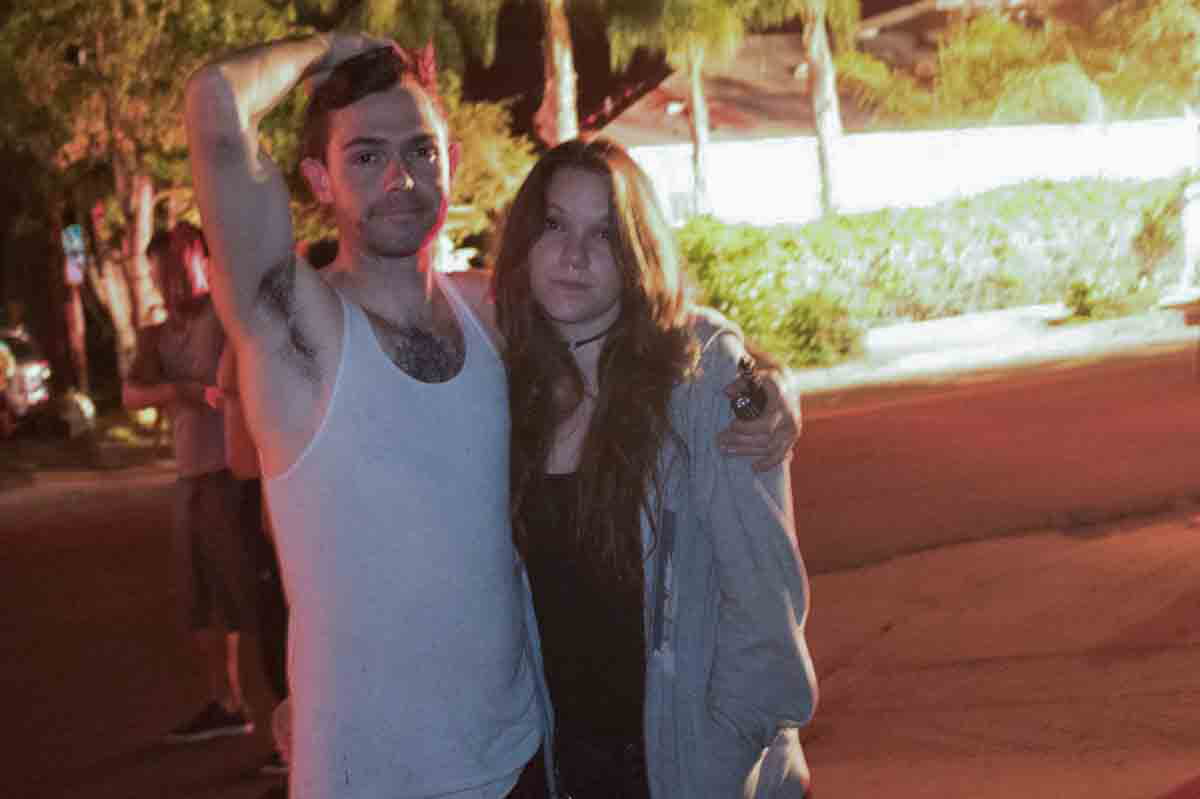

[241,477,291,778]
[195,471,256,711]
[165,473,256,744]
[244,478,288,700]
[190,626,244,712]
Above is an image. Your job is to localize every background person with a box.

[123,222,259,745]
[213,343,290,782]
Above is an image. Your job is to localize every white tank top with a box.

[265,272,541,798]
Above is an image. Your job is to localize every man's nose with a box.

[386,158,415,191]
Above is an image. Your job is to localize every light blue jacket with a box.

[525,309,817,798]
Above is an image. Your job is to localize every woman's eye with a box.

[543,216,562,232]
[353,152,380,166]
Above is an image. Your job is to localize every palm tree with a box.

[533,0,580,146]
[608,1,746,214]
[610,0,859,217]
[752,0,859,216]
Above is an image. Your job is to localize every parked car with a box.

[1,326,53,438]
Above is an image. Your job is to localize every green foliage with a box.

[933,13,1059,123]
[858,0,1200,129]
[677,216,861,366]
[1064,277,1131,320]
[780,292,859,366]
[607,0,746,72]
[0,0,294,207]
[748,0,860,52]
[990,61,1105,124]
[675,174,1188,366]
[439,73,537,245]
[1074,0,1200,118]
[243,1,506,73]
[1132,176,1189,268]
[835,50,932,122]
[1065,279,1095,317]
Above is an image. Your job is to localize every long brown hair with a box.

[493,138,698,586]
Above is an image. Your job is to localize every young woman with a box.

[494,138,817,799]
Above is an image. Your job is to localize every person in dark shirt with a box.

[495,138,817,799]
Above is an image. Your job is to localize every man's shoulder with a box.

[445,268,491,305]
[445,268,500,338]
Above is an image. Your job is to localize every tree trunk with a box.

[88,201,138,379]
[533,0,579,147]
[53,209,90,393]
[687,55,712,216]
[807,15,843,217]
[123,172,163,328]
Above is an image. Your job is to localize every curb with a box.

[792,307,1196,397]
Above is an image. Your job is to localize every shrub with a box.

[677,174,1186,367]
[1132,176,1188,270]
[854,1,1200,130]
[781,292,860,366]
[677,216,863,367]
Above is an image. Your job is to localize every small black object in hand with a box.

[730,356,767,421]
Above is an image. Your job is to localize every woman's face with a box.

[526,166,623,341]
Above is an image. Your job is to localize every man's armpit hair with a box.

[256,254,319,375]
[257,254,298,320]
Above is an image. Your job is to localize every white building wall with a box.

[624,117,1199,226]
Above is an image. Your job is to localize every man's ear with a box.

[300,157,333,205]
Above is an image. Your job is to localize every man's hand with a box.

[718,369,802,472]
[302,32,394,94]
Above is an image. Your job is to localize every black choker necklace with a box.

[568,320,618,351]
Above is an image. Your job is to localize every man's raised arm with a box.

[184,35,359,349]
[184,35,375,474]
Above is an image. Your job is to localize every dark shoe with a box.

[259,749,289,776]
[164,701,254,743]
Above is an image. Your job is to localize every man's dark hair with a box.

[301,43,444,166]
[151,221,209,320]
[146,229,172,260]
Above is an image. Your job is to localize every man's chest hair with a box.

[367,308,465,384]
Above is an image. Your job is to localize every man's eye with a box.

[543,216,562,232]
[596,228,616,242]
[353,152,381,166]
[408,144,438,163]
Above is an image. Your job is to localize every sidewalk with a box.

[803,507,1200,799]
[793,304,1197,397]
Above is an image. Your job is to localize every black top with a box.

[521,472,649,798]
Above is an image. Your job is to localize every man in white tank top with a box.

[187,34,548,799]
[185,32,799,799]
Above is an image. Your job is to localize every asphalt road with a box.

[2,470,281,799]
[4,344,1200,797]
[794,342,1200,571]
